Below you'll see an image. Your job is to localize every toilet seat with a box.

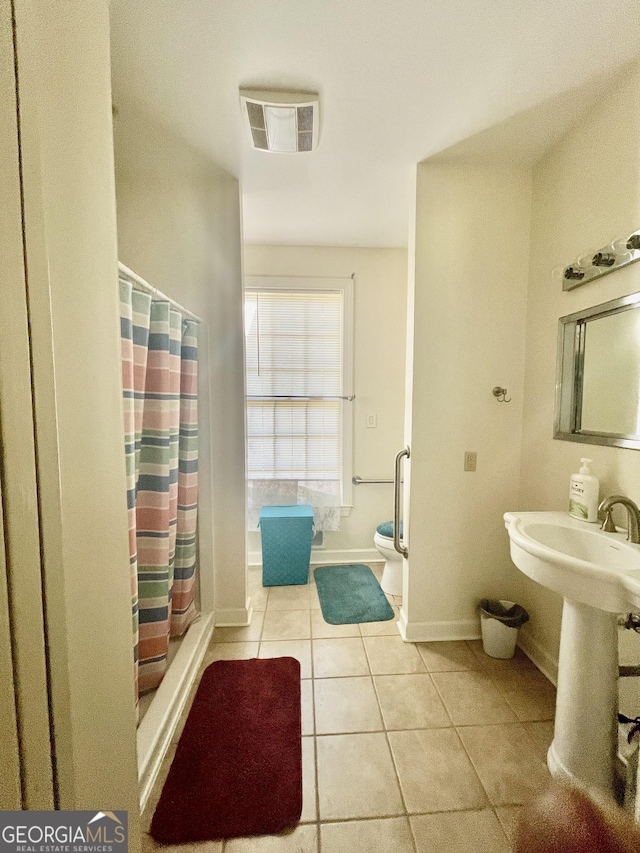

[376,519,402,539]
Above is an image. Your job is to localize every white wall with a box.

[0,1,50,809]
[402,162,532,641]
[243,245,407,558]
[13,0,140,829]
[113,104,248,626]
[517,62,640,682]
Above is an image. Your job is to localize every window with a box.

[244,276,353,530]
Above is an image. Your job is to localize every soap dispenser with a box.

[569,458,599,522]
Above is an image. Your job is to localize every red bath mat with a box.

[150,657,302,842]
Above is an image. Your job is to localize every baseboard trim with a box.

[248,548,380,568]
[517,626,558,686]
[137,612,214,811]
[397,614,481,643]
[214,600,253,627]
[397,614,559,683]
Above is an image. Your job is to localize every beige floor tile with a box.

[140,745,177,833]
[458,723,551,806]
[495,805,524,845]
[201,642,259,668]
[309,585,322,609]
[411,809,511,853]
[314,676,383,734]
[467,639,535,672]
[375,674,451,730]
[267,584,312,610]
[247,572,265,592]
[431,671,517,726]
[320,817,414,853]
[248,582,269,611]
[312,638,370,678]
[368,562,384,578]
[389,728,487,814]
[301,736,317,823]
[142,835,223,853]
[359,607,400,637]
[301,679,314,735]
[211,611,264,643]
[417,640,480,672]
[258,640,312,678]
[490,670,556,721]
[311,609,360,638]
[224,824,318,853]
[261,609,311,641]
[363,636,426,675]
[316,732,404,820]
[523,720,555,759]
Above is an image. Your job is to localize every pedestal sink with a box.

[504,511,640,792]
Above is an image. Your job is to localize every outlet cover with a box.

[464,451,477,472]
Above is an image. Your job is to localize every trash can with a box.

[259,505,314,587]
[480,599,529,659]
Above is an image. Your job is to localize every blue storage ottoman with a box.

[259,505,314,587]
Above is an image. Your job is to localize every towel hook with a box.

[493,386,511,403]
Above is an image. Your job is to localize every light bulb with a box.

[610,230,640,261]
[563,265,586,282]
[626,232,640,252]
[591,251,616,267]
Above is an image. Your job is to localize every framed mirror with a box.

[555,291,640,450]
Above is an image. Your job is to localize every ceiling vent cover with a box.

[240,89,319,153]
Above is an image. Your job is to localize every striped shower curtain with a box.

[119,279,199,696]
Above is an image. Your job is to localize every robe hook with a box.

[493,386,511,403]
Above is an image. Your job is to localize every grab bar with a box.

[247,395,355,401]
[352,476,394,485]
[393,447,410,558]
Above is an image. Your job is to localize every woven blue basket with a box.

[259,505,314,586]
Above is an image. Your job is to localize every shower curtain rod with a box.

[118,261,203,323]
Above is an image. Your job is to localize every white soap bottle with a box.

[569,458,599,522]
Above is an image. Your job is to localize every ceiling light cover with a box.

[240,89,319,153]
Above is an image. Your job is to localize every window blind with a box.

[245,289,343,481]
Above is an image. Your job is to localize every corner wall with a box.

[113,106,248,626]
[402,162,532,641]
[518,62,640,676]
[243,245,407,558]
[13,0,140,827]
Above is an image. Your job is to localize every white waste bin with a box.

[480,599,529,659]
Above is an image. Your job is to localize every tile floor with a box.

[141,564,556,852]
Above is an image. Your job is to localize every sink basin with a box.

[504,510,640,794]
[504,511,640,612]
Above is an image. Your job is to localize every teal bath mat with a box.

[313,564,395,625]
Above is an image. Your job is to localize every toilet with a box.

[373,520,404,597]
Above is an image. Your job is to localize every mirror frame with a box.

[554,290,640,450]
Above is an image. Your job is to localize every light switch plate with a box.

[366,413,377,428]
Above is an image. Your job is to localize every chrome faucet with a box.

[598,495,640,544]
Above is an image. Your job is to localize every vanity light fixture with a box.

[554,228,640,291]
[239,89,319,153]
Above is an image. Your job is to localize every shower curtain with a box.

[120,279,199,696]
